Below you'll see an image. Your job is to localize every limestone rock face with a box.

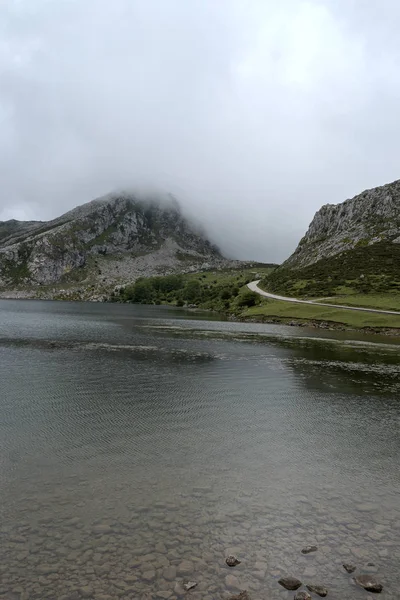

[0,192,222,291]
[285,179,400,269]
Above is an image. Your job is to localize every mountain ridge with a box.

[265,178,400,298]
[0,192,232,300]
[284,178,400,270]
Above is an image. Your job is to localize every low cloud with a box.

[1,0,400,261]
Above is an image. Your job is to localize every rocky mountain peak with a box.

[0,191,222,292]
[285,178,400,269]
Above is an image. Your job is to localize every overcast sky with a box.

[1,0,400,261]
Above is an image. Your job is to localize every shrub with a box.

[237,290,258,307]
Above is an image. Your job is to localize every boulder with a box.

[355,574,383,593]
[278,576,302,590]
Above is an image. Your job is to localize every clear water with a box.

[0,300,399,600]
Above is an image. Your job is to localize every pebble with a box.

[301,545,318,554]
[163,566,177,581]
[225,574,240,590]
[142,569,156,582]
[295,593,311,600]
[226,555,241,567]
[343,563,356,573]
[92,524,112,534]
[79,585,94,598]
[183,581,198,591]
[177,560,194,575]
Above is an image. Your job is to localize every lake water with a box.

[0,300,399,600]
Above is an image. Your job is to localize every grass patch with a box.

[321,294,400,312]
[243,298,400,329]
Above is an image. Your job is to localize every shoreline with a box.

[2,292,400,336]
[228,313,400,337]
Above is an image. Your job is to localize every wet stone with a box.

[177,560,194,576]
[142,569,156,582]
[225,575,240,590]
[163,566,177,581]
[295,593,311,600]
[92,524,112,535]
[183,581,198,591]
[301,545,318,554]
[226,555,241,567]
[278,576,302,591]
[157,592,173,599]
[79,585,94,598]
[306,584,328,597]
[343,563,356,573]
[355,574,383,593]
[229,592,250,600]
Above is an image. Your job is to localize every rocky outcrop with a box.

[285,179,400,269]
[0,192,222,293]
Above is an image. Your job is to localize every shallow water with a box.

[0,300,399,600]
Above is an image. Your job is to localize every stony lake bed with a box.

[0,301,399,599]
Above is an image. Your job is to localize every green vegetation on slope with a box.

[263,241,400,299]
[113,265,400,331]
[113,265,275,312]
[243,298,400,329]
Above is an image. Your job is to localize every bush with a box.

[237,290,258,307]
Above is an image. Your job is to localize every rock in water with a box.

[343,563,356,573]
[229,593,250,600]
[301,545,318,554]
[183,582,197,591]
[295,593,311,600]
[306,584,328,597]
[226,555,241,567]
[278,577,302,591]
[355,574,383,593]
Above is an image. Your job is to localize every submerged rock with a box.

[306,584,328,597]
[229,592,250,600]
[355,574,383,593]
[278,576,302,590]
[301,545,318,554]
[183,581,197,591]
[225,574,240,590]
[226,555,241,567]
[295,593,311,600]
[343,563,356,573]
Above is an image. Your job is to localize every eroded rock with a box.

[226,555,241,567]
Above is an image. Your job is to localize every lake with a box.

[0,300,399,599]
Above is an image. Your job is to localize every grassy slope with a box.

[121,265,400,330]
[265,241,400,299]
[242,297,400,329]
[256,240,400,326]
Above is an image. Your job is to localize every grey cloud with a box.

[1,0,400,261]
